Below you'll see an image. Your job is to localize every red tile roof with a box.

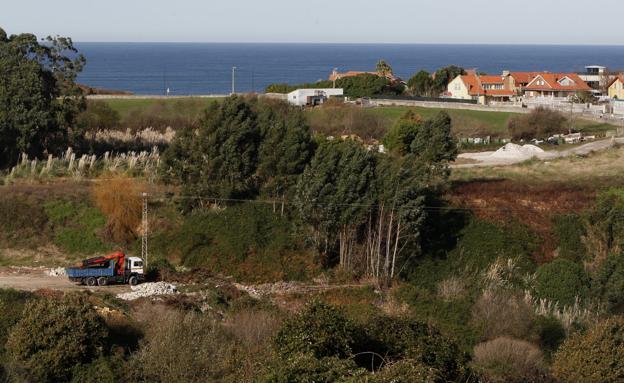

[509,72,547,84]
[525,73,591,92]
[460,74,514,97]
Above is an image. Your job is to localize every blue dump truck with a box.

[65,252,145,287]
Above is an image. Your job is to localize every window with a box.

[134,261,143,267]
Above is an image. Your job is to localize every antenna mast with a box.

[141,192,148,268]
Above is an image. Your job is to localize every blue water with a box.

[75,43,624,95]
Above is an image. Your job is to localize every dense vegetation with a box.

[3,27,624,382]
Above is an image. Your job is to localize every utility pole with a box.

[231,66,237,95]
[141,192,148,269]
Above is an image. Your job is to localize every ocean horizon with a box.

[76,43,624,95]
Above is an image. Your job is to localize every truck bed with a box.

[65,266,115,278]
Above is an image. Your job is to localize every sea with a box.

[75,43,624,96]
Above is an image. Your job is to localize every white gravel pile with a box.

[46,268,67,277]
[489,143,544,160]
[117,282,178,301]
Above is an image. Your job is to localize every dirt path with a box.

[453,137,624,168]
[0,268,130,293]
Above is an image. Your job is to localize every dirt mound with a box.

[490,143,544,160]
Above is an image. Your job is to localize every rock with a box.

[46,267,66,277]
[116,282,178,301]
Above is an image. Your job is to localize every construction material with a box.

[116,282,178,300]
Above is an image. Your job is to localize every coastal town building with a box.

[578,65,612,94]
[287,88,344,107]
[446,73,515,104]
[608,75,624,99]
[523,73,592,98]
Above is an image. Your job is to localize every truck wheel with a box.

[128,276,138,286]
[97,277,108,286]
[86,277,97,287]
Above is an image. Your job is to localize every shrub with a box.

[535,316,566,354]
[358,315,470,382]
[584,188,624,269]
[5,294,108,383]
[553,214,587,263]
[274,301,356,359]
[507,107,568,140]
[76,100,121,132]
[471,289,536,341]
[92,177,143,243]
[534,259,590,307]
[552,317,624,383]
[0,289,34,361]
[472,337,548,383]
[593,254,624,312]
[257,352,366,383]
[362,360,438,383]
[128,309,240,383]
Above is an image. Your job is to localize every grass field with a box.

[97,97,619,140]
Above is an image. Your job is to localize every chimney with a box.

[502,70,510,77]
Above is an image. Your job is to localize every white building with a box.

[287,88,344,107]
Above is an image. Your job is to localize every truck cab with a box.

[126,257,145,277]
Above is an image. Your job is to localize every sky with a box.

[2,0,624,45]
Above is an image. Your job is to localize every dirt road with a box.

[0,268,130,293]
[453,137,624,168]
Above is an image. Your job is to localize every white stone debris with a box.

[46,267,67,277]
[116,282,178,301]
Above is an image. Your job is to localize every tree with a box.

[507,107,568,140]
[5,294,108,383]
[408,70,434,97]
[552,317,624,383]
[294,140,377,268]
[92,177,143,244]
[336,74,402,98]
[592,253,624,313]
[0,27,86,168]
[162,96,313,209]
[376,60,393,76]
[432,66,466,95]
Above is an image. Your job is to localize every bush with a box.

[157,203,316,282]
[507,107,568,140]
[553,214,587,263]
[584,188,624,269]
[5,294,108,383]
[128,309,240,383]
[274,301,356,359]
[92,177,143,244]
[358,315,470,382]
[593,254,624,313]
[552,317,624,383]
[472,337,548,383]
[535,316,566,354]
[362,360,437,383]
[472,289,536,341]
[0,289,34,361]
[76,100,121,132]
[534,259,590,307]
[257,352,366,383]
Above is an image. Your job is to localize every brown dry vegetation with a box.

[92,177,144,244]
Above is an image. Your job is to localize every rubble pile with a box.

[46,267,67,277]
[117,282,178,301]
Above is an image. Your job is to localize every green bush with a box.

[357,315,470,382]
[534,259,589,307]
[535,316,566,355]
[44,200,108,254]
[274,301,356,359]
[5,294,108,383]
[593,254,624,313]
[0,289,34,361]
[361,360,437,383]
[552,317,624,383]
[553,214,587,263]
[257,353,366,383]
[155,203,315,282]
[507,106,568,140]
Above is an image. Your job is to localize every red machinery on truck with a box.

[66,252,145,286]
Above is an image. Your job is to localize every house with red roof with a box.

[523,73,592,98]
[447,73,515,104]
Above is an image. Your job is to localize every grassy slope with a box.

[101,97,222,120]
